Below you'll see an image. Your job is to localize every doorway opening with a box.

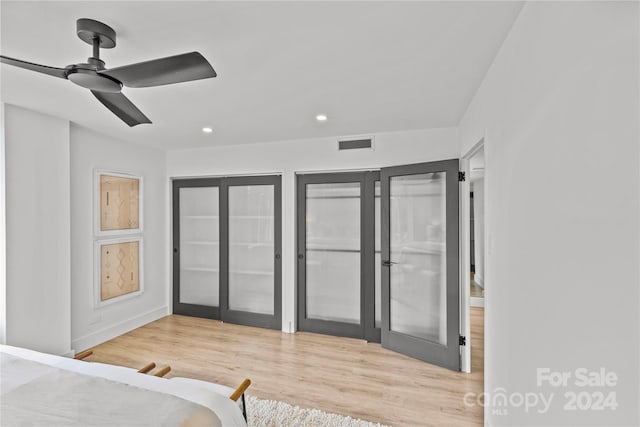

[460,139,486,374]
[469,147,485,307]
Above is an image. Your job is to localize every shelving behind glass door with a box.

[228,185,275,315]
[305,182,361,325]
[179,187,220,307]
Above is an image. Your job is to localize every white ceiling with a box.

[1,1,522,150]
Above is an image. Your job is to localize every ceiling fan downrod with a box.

[92,36,101,61]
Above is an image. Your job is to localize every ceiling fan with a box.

[0,18,217,127]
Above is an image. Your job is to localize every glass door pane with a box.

[305,182,361,324]
[228,185,275,315]
[178,187,219,307]
[389,173,447,344]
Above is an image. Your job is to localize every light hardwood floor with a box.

[89,307,484,426]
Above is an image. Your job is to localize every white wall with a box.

[459,2,639,425]
[4,104,72,356]
[168,127,459,331]
[70,125,168,352]
[0,103,6,345]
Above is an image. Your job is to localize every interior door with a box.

[297,173,365,339]
[381,159,460,370]
[296,171,381,341]
[221,175,282,329]
[173,178,222,319]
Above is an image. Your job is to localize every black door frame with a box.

[296,171,380,341]
[380,159,460,370]
[172,175,282,330]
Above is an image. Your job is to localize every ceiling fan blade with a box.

[91,91,151,127]
[99,52,216,88]
[0,55,69,79]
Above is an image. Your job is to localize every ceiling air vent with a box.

[338,138,374,151]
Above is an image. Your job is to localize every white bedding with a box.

[0,345,247,426]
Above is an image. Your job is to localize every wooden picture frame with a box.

[95,170,143,236]
[95,237,144,307]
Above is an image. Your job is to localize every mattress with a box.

[0,344,247,426]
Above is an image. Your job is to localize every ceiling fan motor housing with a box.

[67,68,122,92]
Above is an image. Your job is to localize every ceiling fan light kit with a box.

[0,18,217,127]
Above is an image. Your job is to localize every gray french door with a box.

[173,175,282,330]
[381,159,460,370]
[173,178,222,320]
[297,172,380,341]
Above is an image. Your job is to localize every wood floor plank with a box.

[89,307,484,426]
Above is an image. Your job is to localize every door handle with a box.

[382,260,397,267]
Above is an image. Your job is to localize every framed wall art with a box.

[95,170,143,236]
[94,237,144,307]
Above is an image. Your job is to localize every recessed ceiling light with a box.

[315,114,328,122]
[202,127,213,133]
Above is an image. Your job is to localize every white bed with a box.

[0,344,247,426]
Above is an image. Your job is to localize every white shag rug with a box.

[246,395,390,427]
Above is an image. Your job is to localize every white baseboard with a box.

[470,297,485,307]
[72,306,168,352]
[62,349,75,358]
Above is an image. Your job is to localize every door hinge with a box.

[459,335,466,346]
[458,171,466,182]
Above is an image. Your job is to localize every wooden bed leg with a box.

[73,350,93,360]
[230,379,251,422]
[153,366,171,377]
[138,362,156,374]
[229,378,251,402]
